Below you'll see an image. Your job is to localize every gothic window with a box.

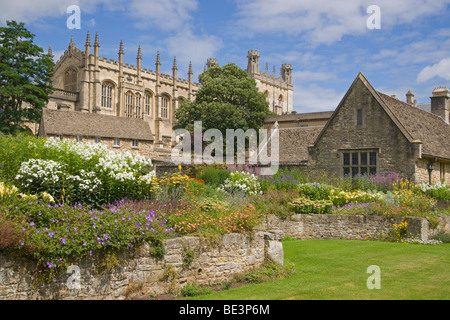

[278,95,283,106]
[125,92,134,117]
[343,150,377,177]
[161,95,169,118]
[145,92,153,115]
[135,94,142,118]
[101,83,113,109]
[64,68,77,92]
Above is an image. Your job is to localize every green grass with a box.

[188,240,450,300]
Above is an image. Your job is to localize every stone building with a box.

[43,32,201,155]
[39,33,293,158]
[277,72,450,184]
[206,50,294,115]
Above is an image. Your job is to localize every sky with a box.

[1,0,450,113]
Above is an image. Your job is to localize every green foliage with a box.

[174,63,273,136]
[180,282,212,297]
[0,21,54,134]
[234,258,295,284]
[259,167,304,191]
[250,188,298,219]
[200,167,230,187]
[0,136,155,207]
[288,197,333,214]
[432,231,450,244]
[298,183,336,201]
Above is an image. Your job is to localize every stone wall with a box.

[0,231,284,300]
[258,214,450,241]
[308,77,417,180]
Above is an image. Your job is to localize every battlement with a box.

[432,86,450,97]
[248,50,260,57]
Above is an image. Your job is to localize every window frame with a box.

[342,149,378,177]
[101,83,113,109]
[113,138,120,147]
[161,96,169,118]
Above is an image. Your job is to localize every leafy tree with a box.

[0,20,54,134]
[174,63,274,135]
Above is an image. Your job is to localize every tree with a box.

[174,63,274,135]
[0,21,54,134]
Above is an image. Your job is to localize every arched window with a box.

[125,91,134,118]
[101,82,113,109]
[135,93,141,118]
[145,91,153,116]
[64,68,77,92]
[278,94,283,106]
[161,95,169,118]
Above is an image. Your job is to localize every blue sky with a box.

[2,0,450,113]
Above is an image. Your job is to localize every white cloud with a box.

[417,58,450,83]
[0,0,197,31]
[164,29,223,77]
[293,84,343,112]
[232,0,450,45]
[128,0,198,31]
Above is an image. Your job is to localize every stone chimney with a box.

[431,87,450,123]
[406,90,417,106]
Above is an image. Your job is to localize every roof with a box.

[312,72,450,160]
[278,126,323,163]
[265,111,333,123]
[39,109,154,141]
[376,91,450,160]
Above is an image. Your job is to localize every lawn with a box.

[189,239,450,300]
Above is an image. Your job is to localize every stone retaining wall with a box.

[0,230,284,300]
[258,214,450,241]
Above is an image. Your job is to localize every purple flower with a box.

[48,231,56,238]
[60,237,66,244]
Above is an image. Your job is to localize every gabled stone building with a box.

[278,72,450,184]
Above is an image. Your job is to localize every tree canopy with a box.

[0,20,54,134]
[174,63,274,134]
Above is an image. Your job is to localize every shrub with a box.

[392,189,436,213]
[180,282,212,297]
[329,189,384,207]
[250,188,299,219]
[3,136,156,207]
[288,198,333,214]
[259,168,304,191]
[416,183,450,202]
[332,202,373,215]
[368,202,422,217]
[298,183,336,200]
[218,171,262,195]
[200,167,230,187]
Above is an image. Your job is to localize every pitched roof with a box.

[312,72,450,160]
[376,91,450,160]
[39,109,154,141]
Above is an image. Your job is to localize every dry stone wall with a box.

[258,214,449,241]
[0,230,284,300]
